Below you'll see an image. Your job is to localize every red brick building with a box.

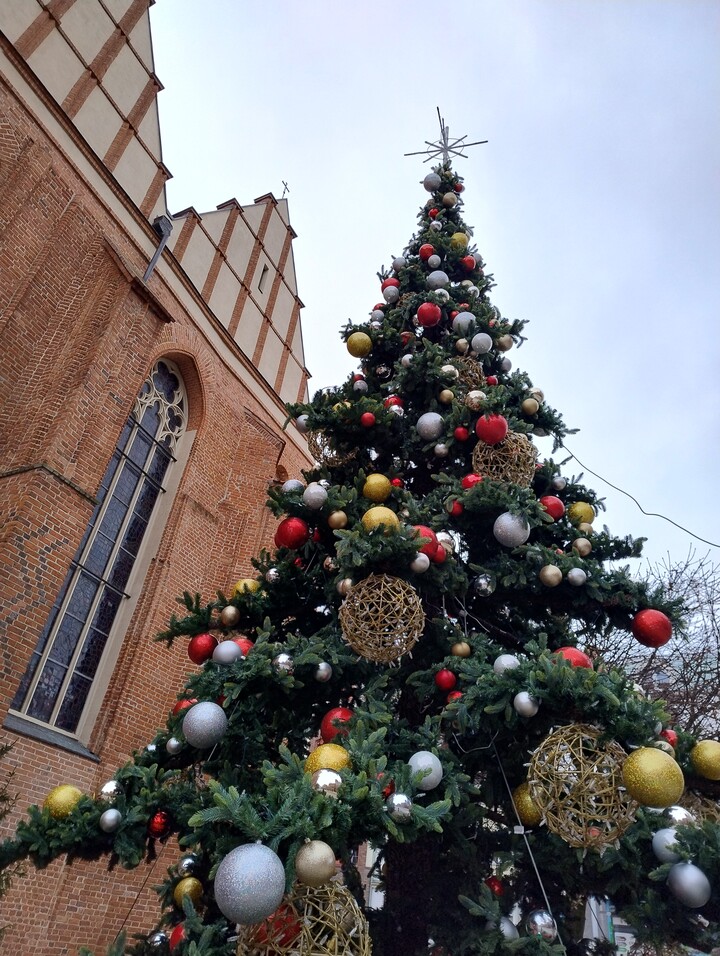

[0,2,310,951]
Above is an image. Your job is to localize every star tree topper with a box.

[405,108,487,164]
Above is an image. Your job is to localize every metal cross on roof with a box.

[405,108,487,164]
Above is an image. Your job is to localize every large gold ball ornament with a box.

[233,578,260,596]
[451,641,471,658]
[438,389,455,404]
[305,743,351,776]
[327,510,348,530]
[538,565,563,587]
[450,232,469,251]
[521,398,540,415]
[346,332,373,358]
[455,338,470,354]
[362,474,392,503]
[295,840,337,887]
[690,740,720,780]
[578,522,594,535]
[568,502,595,526]
[512,782,543,827]
[622,747,685,807]
[338,573,425,663]
[572,537,592,557]
[361,506,400,533]
[495,334,513,352]
[173,876,203,908]
[44,784,83,818]
[220,605,240,627]
[465,389,486,411]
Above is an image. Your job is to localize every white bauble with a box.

[513,691,540,717]
[423,172,441,192]
[493,512,531,547]
[427,254,442,269]
[212,640,243,664]
[471,332,493,354]
[427,270,449,290]
[383,286,400,304]
[392,256,406,271]
[493,654,520,675]
[400,353,414,367]
[566,567,588,587]
[408,750,443,790]
[434,443,449,457]
[467,285,480,298]
[410,552,431,573]
[302,482,328,510]
[281,478,305,494]
[435,289,450,303]
[552,475,567,491]
[214,844,286,924]
[652,827,681,863]
[667,862,712,908]
[295,414,309,433]
[371,309,385,321]
[99,808,122,833]
[430,220,443,232]
[452,314,474,335]
[416,412,444,440]
[182,701,228,749]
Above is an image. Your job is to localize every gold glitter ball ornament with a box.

[528,724,637,849]
[339,573,425,663]
[471,431,537,487]
[44,784,83,818]
[295,840,337,887]
[622,747,685,807]
[522,397,540,415]
[362,474,392,503]
[173,876,203,908]
[232,578,260,596]
[690,739,720,780]
[450,232,470,251]
[568,502,595,525]
[305,743,351,776]
[361,506,400,533]
[346,332,373,358]
[512,782,543,827]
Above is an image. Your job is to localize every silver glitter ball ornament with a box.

[408,751,443,790]
[493,654,520,674]
[146,932,169,953]
[315,661,333,682]
[416,412,445,440]
[427,254,442,269]
[471,332,492,354]
[99,808,122,833]
[552,475,567,491]
[212,640,243,664]
[265,567,280,583]
[392,256,406,271]
[434,443,450,457]
[474,572,497,596]
[371,309,385,321]
[214,844,286,924]
[566,567,588,587]
[386,792,413,821]
[525,909,558,941]
[166,736,183,755]
[500,357,512,372]
[302,482,328,510]
[311,768,342,798]
[652,827,681,863]
[383,286,400,304]
[427,270,449,290]
[182,701,228,749]
[493,512,530,547]
[282,479,305,494]
[423,172,441,192]
[667,862,712,908]
[178,853,200,876]
[452,313,474,335]
[513,691,540,716]
[272,652,294,674]
[99,779,121,802]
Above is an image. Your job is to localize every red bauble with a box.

[381,277,400,291]
[233,636,255,657]
[454,426,469,442]
[417,302,442,328]
[447,690,463,703]
[448,500,464,517]
[188,633,217,665]
[432,544,447,564]
[373,302,385,311]
[632,609,673,648]
[458,303,469,310]
[554,646,593,669]
[148,810,171,839]
[378,773,395,798]
[169,924,186,951]
[454,182,464,193]
[413,525,438,556]
[360,412,376,428]
[450,310,459,320]
[172,697,197,715]
[486,375,498,386]
[475,414,508,445]
[460,255,476,271]
[400,331,414,345]
[274,516,310,549]
[352,373,365,382]
[484,876,504,896]
[660,728,679,748]
[429,208,439,218]
[539,495,565,521]
[255,905,301,948]
[461,473,483,490]
[391,477,404,488]
[384,395,404,408]
[419,243,435,261]
[320,706,353,743]
[435,669,457,691]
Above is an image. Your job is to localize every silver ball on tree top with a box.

[423,172,441,192]
[427,270,449,290]
[471,332,492,354]
[281,478,305,494]
[427,254,441,269]
[302,482,328,510]
[392,256,406,271]
[493,512,530,548]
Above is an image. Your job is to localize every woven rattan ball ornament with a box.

[528,724,637,849]
[452,355,486,391]
[307,430,355,468]
[339,573,425,663]
[237,882,371,956]
[472,431,537,487]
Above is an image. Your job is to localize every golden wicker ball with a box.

[629,943,686,956]
[471,431,537,487]
[528,724,637,850]
[451,355,486,391]
[679,791,720,824]
[307,430,356,468]
[237,882,371,956]
[339,574,425,663]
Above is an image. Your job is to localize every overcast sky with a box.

[149,0,720,572]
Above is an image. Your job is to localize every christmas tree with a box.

[4,150,720,956]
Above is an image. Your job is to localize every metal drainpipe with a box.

[142,215,173,282]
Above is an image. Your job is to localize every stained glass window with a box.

[11,360,187,735]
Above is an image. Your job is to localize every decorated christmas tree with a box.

[4,133,720,956]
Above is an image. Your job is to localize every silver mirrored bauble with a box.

[474,572,497,596]
[667,862,712,908]
[371,309,385,321]
[493,654,520,675]
[99,808,122,833]
[500,357,512,372]
[427,270,449,290]
[408,750,443,791]
[551,475,567,491]
[370,320,382,330]
[484,917,519,940]
[177,853,200,876]
[315,661,333,682]
[467,285,480,298]
[214,844,286,925]
[265,567,280,583]
[182,701,228,749]
[392,256,407,271]
[272,652,294,674]
[166,736,183,755]
[427,254,442,269]
[440,363,459,379]
[295,415,309,434]
[146,931,169,952]
[434,443,449,457]
[436,289,450,303]
[430,220,443,232]
[436,531,455,554]
[383,286,400,304]
[311,768,342,798]
[665,805,696,825]
[566,567,588,587]
[282,478,305,494]
[471,332,493,354]
[386,792,413,822]
[302,482,328,510]
[493,512,531,548]
[452,313,474,335]
[99,779,121,802]
[513,691,540,716]
[389,404,405,417]
[353,380,369,393]
[652,827,681,863]
[423,172,441,192]
[375,364,392,380]
[416,412,445,440]
[212,640,243,664]
[525,909,558,941]
[400,354,414,368]
[410,552,431,573]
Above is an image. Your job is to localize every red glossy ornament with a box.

[172,697,197,715]
[274,516,310,549]
[188,633,217,665]
[460,255,476,270]
[484,876,504,896]
[352,373,365,382]
[417,302,442,327]
[539,495,565,521]
[233,636,255,656]
[429,208,439,218]
[320,706,353,743]
[169,924,185,951]
[391,477,404,488]
[454,426,469,442]
[486,375,498,386]
[461,473,483,490]
[660,728,679,748]
[448,500,464,517]
[475,414,508,445]
[432,544,447,564]
[554,646,593,668]
[381,277,399,290]
[373,302,385,311]
[632,609,673,648]
[413,525,438,556]
[312,529,321,542]
[360,412,376,427]
[400,331,414,345]
[450,310,459,319]
[447,690,463,703]
[454,182,464,193]
[384,395,404,408]
[419,243,435,261]
[148,810,171,839]
[254,904,301,948]
[458,303,469,310]
[379,774,395,798]
[435,669,457,691]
